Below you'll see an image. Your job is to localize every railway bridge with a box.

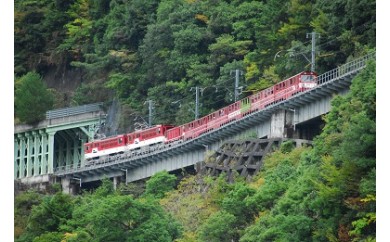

[14,103,106,187]
[14,52,375,193]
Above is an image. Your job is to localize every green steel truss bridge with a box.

[14,103,106,184]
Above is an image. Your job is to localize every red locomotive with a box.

[84,125,174,160]
[84,134,127,160]
[84,71,317,161]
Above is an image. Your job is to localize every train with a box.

[84,71,318,161]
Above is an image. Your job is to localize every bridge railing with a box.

[316,51,375,85]
[55,154,130,174]
[46,102,103,119]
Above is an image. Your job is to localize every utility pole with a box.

[195,86,199,120]
[144,100,154,126]
[190,87,200,120]
[306,32,320,72]
[231,69,243,102]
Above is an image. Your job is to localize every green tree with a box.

[240,213,313,242]
[58,0,92,61]
[160,175,219,237]
[208,34,252,66]
[312,0,375,72]
[232,1,264,41]
[16,192,73,242]
[15,72,54,124]
[14,0,72,76]
[14,190,43,239]
[198,211,237,242]
[66,195,181,242]
[32,232,64,242]
[146,81,188,125]
[93,178,115,197]
[64,231,92,242]
[221,182,256,224]
[143,170,177,199]
[247,158,297,211]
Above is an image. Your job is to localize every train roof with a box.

[130,124,174,133]
[84,134,126,144]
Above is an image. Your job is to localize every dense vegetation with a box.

[15,62,375,241]
[14,0,375,127]
[15,175,182,242]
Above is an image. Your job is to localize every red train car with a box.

[249,71,317,112]
[176,100,244,141]
[84,134,127,160]
[165,126,183,143]
[126,125,174,150]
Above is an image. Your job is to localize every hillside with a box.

[14,0,375,128]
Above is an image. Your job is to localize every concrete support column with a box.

[285,109,295,138]
[120,169,128,185]
[113,176,119,190]
[61,177,73,194]
[291,108,300,139]
[61,177,79,195]
[270,109,295,138]
[270,110,286,138]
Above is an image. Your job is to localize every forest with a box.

[15,61,376,241]
[14,0,375,128]
[14,0,376,241]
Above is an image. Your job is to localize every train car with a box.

[201,108,227,132]
[273,71,317,102]
[249,71,317,112]
[165,126,183,143]
[84,134,127,160]
[297,71,318,91]
[126,124,175,150]
[180,98,251,140]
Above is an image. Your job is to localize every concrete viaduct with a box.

[14,52,375,193]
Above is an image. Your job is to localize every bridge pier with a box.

[60,177,82,195]
[270,109,295,138]
[113,176,119,190]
